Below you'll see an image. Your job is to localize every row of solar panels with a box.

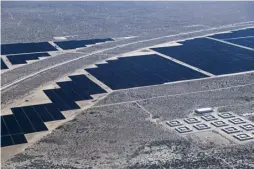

[1,38,114,55]
[210,27,254,48]
[1,75,106,147]
[1,38,114,70]
[1,28,253,147]
[85,28,254,90]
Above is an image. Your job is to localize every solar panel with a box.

[7,52,50,65]
[1,42,57,55]
[210,28,254,40]
[86,54,207,90]
[1,58,8,69]
[152,38,254,75]
[55,38,114,50]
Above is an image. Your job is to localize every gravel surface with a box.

[2,2,254,44]
[2,75,254,168]
[2,2,254,168]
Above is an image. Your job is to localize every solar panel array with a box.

[209,28,254,49]
[1,42,57,55]
[1,75,106,147]
[86,54,207,90]
[152,28,254,75]
[2,28,253,147]
[1,38,114,68]
[1,58,8,70]
[7,52,50,65]
[55,38,114,50]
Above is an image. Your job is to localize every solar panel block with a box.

[43,90,71,111]
[2,115,22,135]
[11,134,28,145]
[43,103,66,120]
[1,136,14,147]
[1,134,28,147]
[1,117,9,136]
[53,89,80,110]
[69,75,106,95]
[210,28,254,40]
[1,42,57,55]
[11,107,36,134]
[227,37,254,49]
[1,58,8,69]
[55,38,114,50]
[56,82,85,101]
[152,38,254,75]
[57,81,93,101]
[33,104,55,122]
[1,115,28,147]
[86,54,207,90]
[22,106,48,132]
[7,52,50,65]
[2,73,107,147]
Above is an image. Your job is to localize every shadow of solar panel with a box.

[55,38,114,50]
[1,58,8,69]
[227,37,254,49]
[210,28,254,40]
[86,54,207,90]
[1,42,57,55]
[152,38,254,75]
[7,52,50,65]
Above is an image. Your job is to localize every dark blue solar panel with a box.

[86,66,129,89]
[33,104,54,122]
[7,52,50,65]
[210,28,254,40]
[43,103,66,120]
[107,58,165,85]
[69,75,106,95]
[53,89,80,110]
[1,117,10,136]
[1,133,27,147]
[55,38,114,50]
[12,134,27,145]
[22,106,48,132]
[98,60,156,87]
[1,136,14,147]
[227,37,254,49]
[12,107,36,134]
[44,90,70,111]
[1,58,8,69]
[2,115,22,135]
[1,42,57,55]
[86,54,207,90]
[56,82,84,101]
[65,81,94,100]
[1,114,28,147]
[152,38,254,75]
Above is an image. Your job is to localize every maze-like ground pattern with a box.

[166,111,254,142]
